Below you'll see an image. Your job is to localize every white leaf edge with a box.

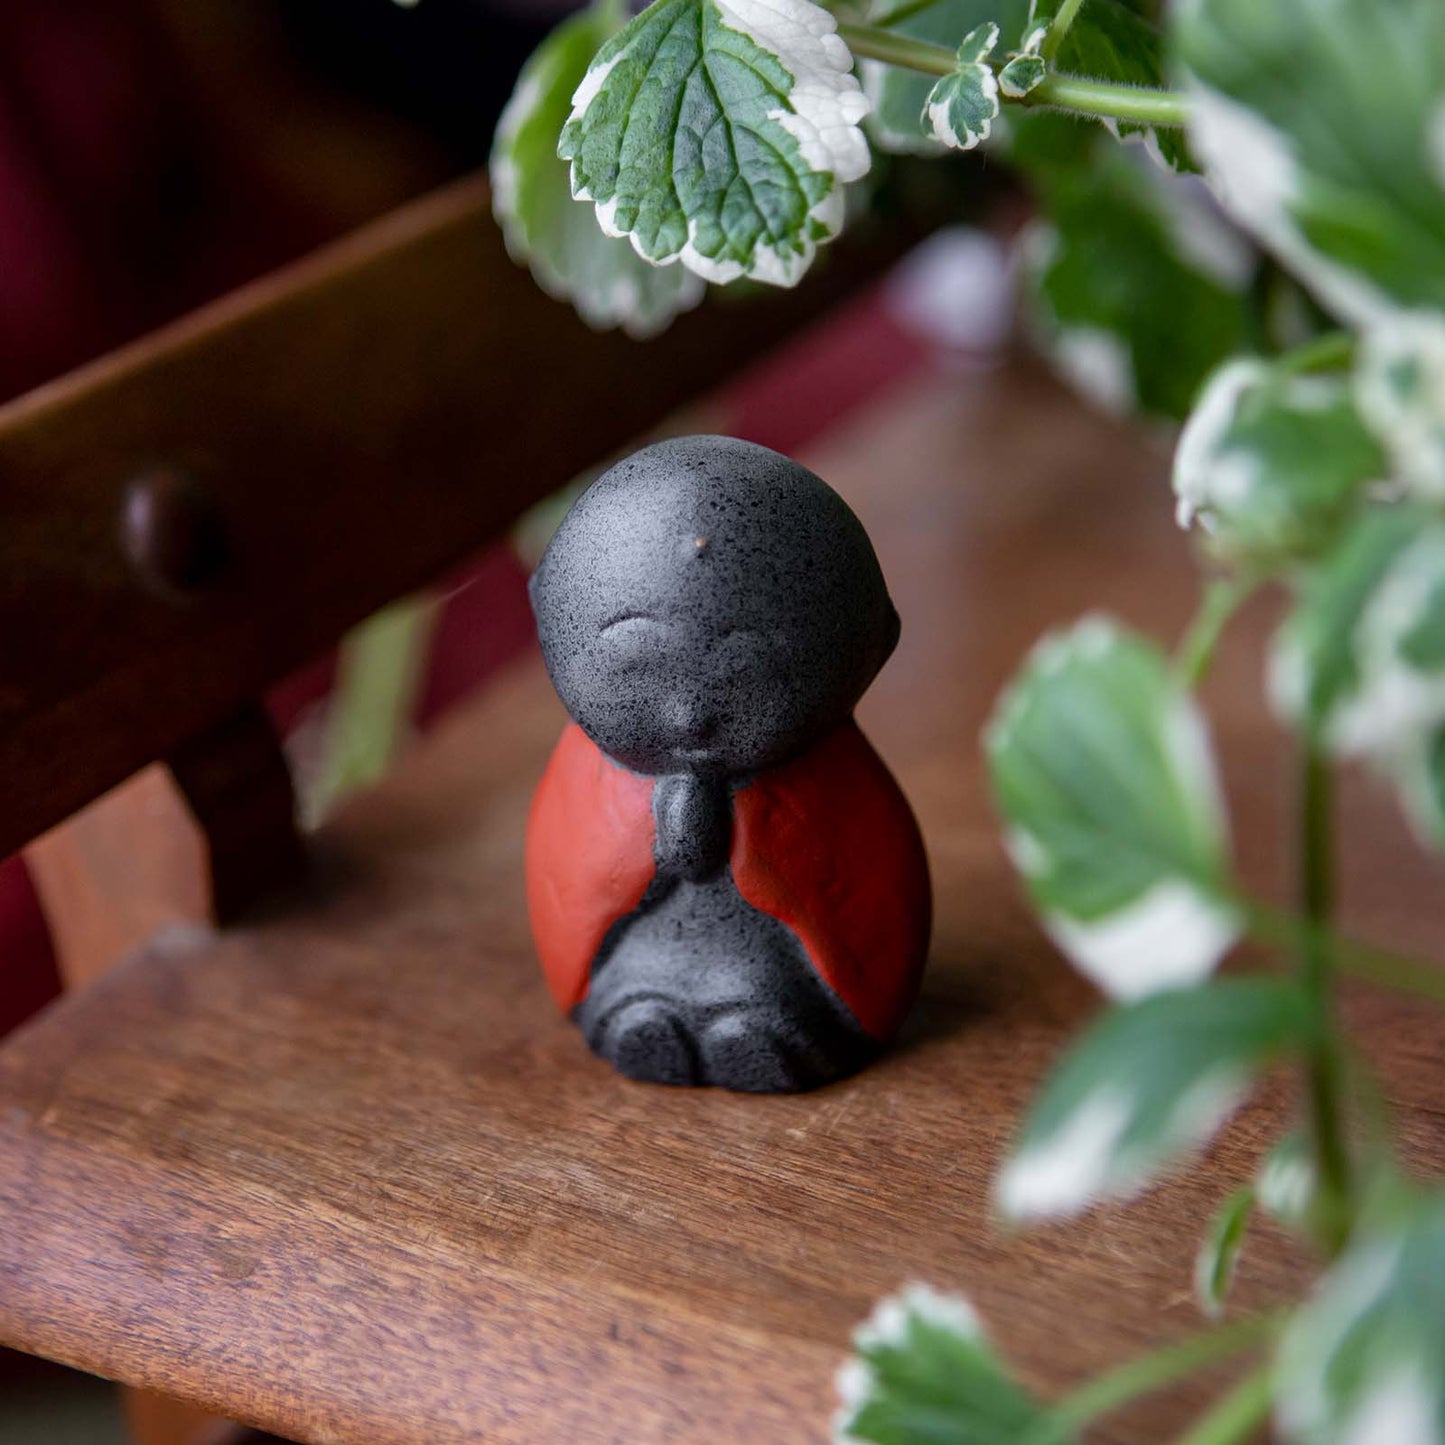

[994,617,1238,1001]
[1173,356,1354,538]
[1288,529,1445,758]
[1357,312,1445,502]
[999,28,1046,101]
[996,1066,1249,1220]
[1173,358,1267,531]
[1027,870,1241,1001]
[1188,85,1399,326]
[567,0,872,288]
[1049,325,1136,416]
[833,1283,986,1444]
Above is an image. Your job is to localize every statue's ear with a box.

[527,567,542,621]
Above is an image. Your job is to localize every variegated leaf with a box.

[863,0,1029,155]
[491,7,705,338]
[997,980,1312,1220]
[835,1284,1064,1444]
[1357,313,1445,502]
[986,616,1239,1000]
[1180,0,1445,325]
[923,24,1002,152]
[559,0,871,287]
[1173,356,1385,564]
[1277,1193,1445,1445]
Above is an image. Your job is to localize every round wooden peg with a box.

[120,469,229,597]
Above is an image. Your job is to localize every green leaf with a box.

[1173,357,1386,565]
[1357,313,1445,503]
[1270,507,1445,756]
[559,0,871,287]
[985,616,1240,1000]
[862,0,1030,155]
[1180,0,1445,325]
[491,7,705,337]
[1276,1192,1445,1444]
[998,24,1046,101]
[1021,151,1254,421]
[998,52,1046,99]
[1030,0,1191,170]
[1194,1186,1254,1319]
[923,24,1002,151]
[996,979,1313,1221]
[836,1283,1067,1444]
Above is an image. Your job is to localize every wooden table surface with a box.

[3,356,1444,1444]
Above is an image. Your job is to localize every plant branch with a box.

[1298,741,1353,1255]
[1276,330,1355,375]
[870,0,949,29]
[1176,575,1257,689]
[1032,74,1189,126]
[837,24,1191,127]
[1040,0,1087,64]
[837,25,955,74]
[1243,901,1445,1006]
[1173,1365,1274,1445]
[1043,1314,1282,1436]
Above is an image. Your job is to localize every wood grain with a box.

[0,173,921,863]
[27,710,301,1445]
[4,359,1444,1443]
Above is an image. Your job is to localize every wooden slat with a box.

[0,174,918,861]
[4,359,1443,1442]
[24,767,207,992]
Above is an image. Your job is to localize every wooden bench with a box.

[4,175,1445,1444]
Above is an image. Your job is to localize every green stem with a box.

[1044,1314,1281,1435]
[1336,941,1445,1003]
[1031,74,1189,126]
[1173,1366,1274,1445]
[1276,331,1355,376]
[837,25,955,74]
[838,23,1190,127]
[1243,900,1445,1007]
[1176,576,1256,689]
[1040,0,1087,63]
[1298,742,1353,1255]
[870,0,949,28]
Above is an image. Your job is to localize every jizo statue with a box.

[526,436,931,1092]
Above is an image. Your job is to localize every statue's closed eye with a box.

[599,611,667,637]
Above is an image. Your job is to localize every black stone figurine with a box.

[525,436,931,1092]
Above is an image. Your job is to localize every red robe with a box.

[525,721,931,1042]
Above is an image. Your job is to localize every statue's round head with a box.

[530,436,899,777]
